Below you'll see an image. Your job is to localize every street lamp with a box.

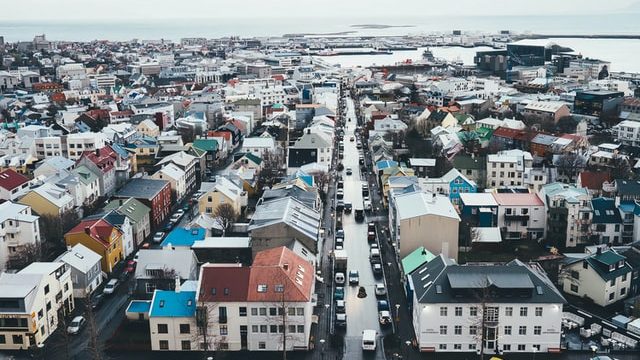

[319,339,326,360]
[324,303,331,335]
[395,303,401,333]
[532,347,537,360]
[404,340,412,360]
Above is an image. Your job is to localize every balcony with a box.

[5,225,20,234]
[504,214,529,221]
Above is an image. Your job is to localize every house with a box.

[459,193,499,228]
[389,191,460,261]
[577,171,612,197]
[0,262,74,350]
[612,120,640,147]
[151,164,187,203]
[408,158,436,178]
[453,155,486,189]
[137,119,160,137]
[149,287,198,351]
[160,227,206,248]
[77,147,117,197]
[134,248,198,298]
[65,132,107,161]
[85,209,136,258]
[0,202,41,272]
[540,183,593,248]
[196,246,315,352]
[198,176,248,217]
[104,198,151,248]
[19,182,75,217]
[486,149,533,188]
[420,168,477,205]
[409,256,566,354]
[157,151,199,195]
[55,243,102,298]
[493,193,546,241]
[64,218,124,273]
[373,115,409,132]
[192,138,219,174]
[115,179,172,229]
[248,197,320,258]
[560,247,632,306]
[590,197,623,245]
[71,165,101,206]
[522,101,570,123]
[241,137,277,158]
[33,156,75,178]
[287,129,332,173]
[191,237,253,265]
[0,169,30,202]
[380,166,416,206]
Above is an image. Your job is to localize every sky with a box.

[1,0,638,21]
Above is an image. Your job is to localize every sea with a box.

[1,14,640,72]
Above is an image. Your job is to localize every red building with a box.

[114,178,172,229]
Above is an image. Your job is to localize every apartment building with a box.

[0,202,40,272]
[65,132,107,160]
[409,256,565,354]
[540,183,593,249]
[612,120,640,147]
[493,193,546,241]
[486,150,533,188]
[0,262,74,350]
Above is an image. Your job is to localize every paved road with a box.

[340,95,387,360]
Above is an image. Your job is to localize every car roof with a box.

[107,278,118,284]
[376,283,385,287]
[72,316,84,321]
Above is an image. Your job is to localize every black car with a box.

[336,200,344,213]
[344,202,352,213]
[90,293,105,310]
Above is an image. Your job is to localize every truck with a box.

[362,329,377,351]
[333,249,348,273]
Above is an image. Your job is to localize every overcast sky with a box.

[2,0,637,21]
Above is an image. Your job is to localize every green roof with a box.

[593,250,625,266]
[73,165,99,185]
[453,154,486,170]
[193,138,219,152]
[402,246,436,275]
[189,147,206,157]
[243,152,263,165]
[104,198,151,223]
[475,127,494,141]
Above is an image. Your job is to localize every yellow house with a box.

[198,176,247,216]
[64,219,124,273]
[381,166,416,207]
[19,183,75,217]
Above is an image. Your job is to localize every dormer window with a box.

[609,264,615,272]
[257,284,268,293]
[618,260,625,268]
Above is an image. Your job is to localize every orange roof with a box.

[248,247,314,302]
[579,171,612,190]
[492,193,543,206]
[67,219,120,247]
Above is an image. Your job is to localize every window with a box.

[454,344,462,350]
[0,335,4,344]
[259,308,267,316]
[270,325,278,333]
[219,342,228,350]
[252,325,259,333]
[179,324,190,334]
[571,271,580,280]
[534,326,542,335]
[503,344,511,351]
[239,307,247,317]
[224,288,229,295]
[260,325,267,333]
[469,344,476,350]
[469,307,477,316]
[621,287,627,296]
[440,307,447,316]
[288,325,296,333]
[518,344,526,351]
[219,325,228,336]
[622,273,628,282]
[257,284,267,292]
[520,307,528,317]
[519,326,527,335]
[157,324,168,334]
[64,283,69,292]
[219,307,227,323]
[258,342,266,349]
[455,307,462,316]
[288,308,296,316]
[570,284,579,293]
[454,325,462,335]
[469,326,477,335]
[297,325,305,333]
[159,340,169,350]
[505,307,513,316]
[44,285,50,294]
[275,284,284,293]
[251,308,258,316]
[439,325,447,335]
[269,307,277,316]
[181,340,191,350]
[504,326,512,335]
[297,308,304,316]
[535,307,543,316]
[609,293,615,301]
[439,344,447,350]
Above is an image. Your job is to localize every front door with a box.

[240,325,248,350]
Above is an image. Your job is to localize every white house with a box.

[409,256,566,354]
[612,120,640,147]
[486,150,533,188]
[492,193,546,241]
[149,286,198,351]
[0,262,74,350]
[151,164,187,202]
[560,248,632,307]
[374,116,409,133]
[540,183,593,248]
[0,202,41,272]
[55,243,103,298]
[65,132,107,160]
[240,137,277,158]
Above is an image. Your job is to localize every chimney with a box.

[84,226,90,235]
[95,148,100,156]
[283,263,289,271]
[596,247,602,255]
[174,277,181,293]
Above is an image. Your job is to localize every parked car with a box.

[335,272,345,285]
[334,287,345,300]
[103,278,119,295]
[337,180,344,189]
[375,283,387,296]
[336,229,345,240]
[125,260,136,274]
[67,316,86,335]
[378,310,392,325]
[169,213,182,223]
[372,263,383,277]
[350,136,355,142]
[370,242,379,249]
[344,202,352,213]
[336,313,347,328]
[336,200,344,213]
[367,231,376,242]
[91,293,104,310]
[336,300,346,313]
[348,270,359,285]
[336,189,344,199]
[335,238,344,250]
[377,300,389,312]
[152,232,165,243]
[368,222,376,232]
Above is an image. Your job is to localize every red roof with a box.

[80,145,116,173]
[579,171,612,191]
[229,119,246,133]
[492,193,544,206]
[110,110,133,117]
[67,219,120,247]
[0,169,29,191]
[207,131,231,141]
[492,127,533,141]
[271,74,285,81]
[198,264,250,302]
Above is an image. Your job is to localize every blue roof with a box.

[619,201,636,214]
[592,197,622,224]
[111,143,130,159]
[161,227,206,247]
[150,290,197,317]
[126,300,151,313]
[376,160,398,170]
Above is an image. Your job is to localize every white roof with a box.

[192,237,251,249]
[459,193,498,206]
[29,183,74,209]
[471,227,502,243]
[394,192,460,221]
[0,202,38,223]
[157,151,196,167]
[409,158,436,167]
[0,273,41,312]
[56,243,102,274]
[134,248,197,279]
[155,163,185,181]
[241,137,275,149]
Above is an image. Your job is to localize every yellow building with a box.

[64,219,123,273]
[381,166,416,207]
[197,176,247,216]
[19,182,75,216]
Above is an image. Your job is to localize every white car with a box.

[335,272,345,285]
[152,232,165,243]
[103,278,119,295]
[378,310,392,325]
[375,283,387,296]
[67,316,86,334]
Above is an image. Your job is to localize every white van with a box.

[362,329,377,351]
[335,272,345,285]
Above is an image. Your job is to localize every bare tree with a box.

[468,278,501,360]
[84,297,103,360]
[195,300,225,359]
[257,150,284,193]
[6,242,43,271]
[313,171,331,204]
[555,152,586,182]
[214,203,238,236]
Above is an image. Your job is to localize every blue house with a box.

[459,193,498,227]
[161,227,206,248]
[422,168,477,205]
